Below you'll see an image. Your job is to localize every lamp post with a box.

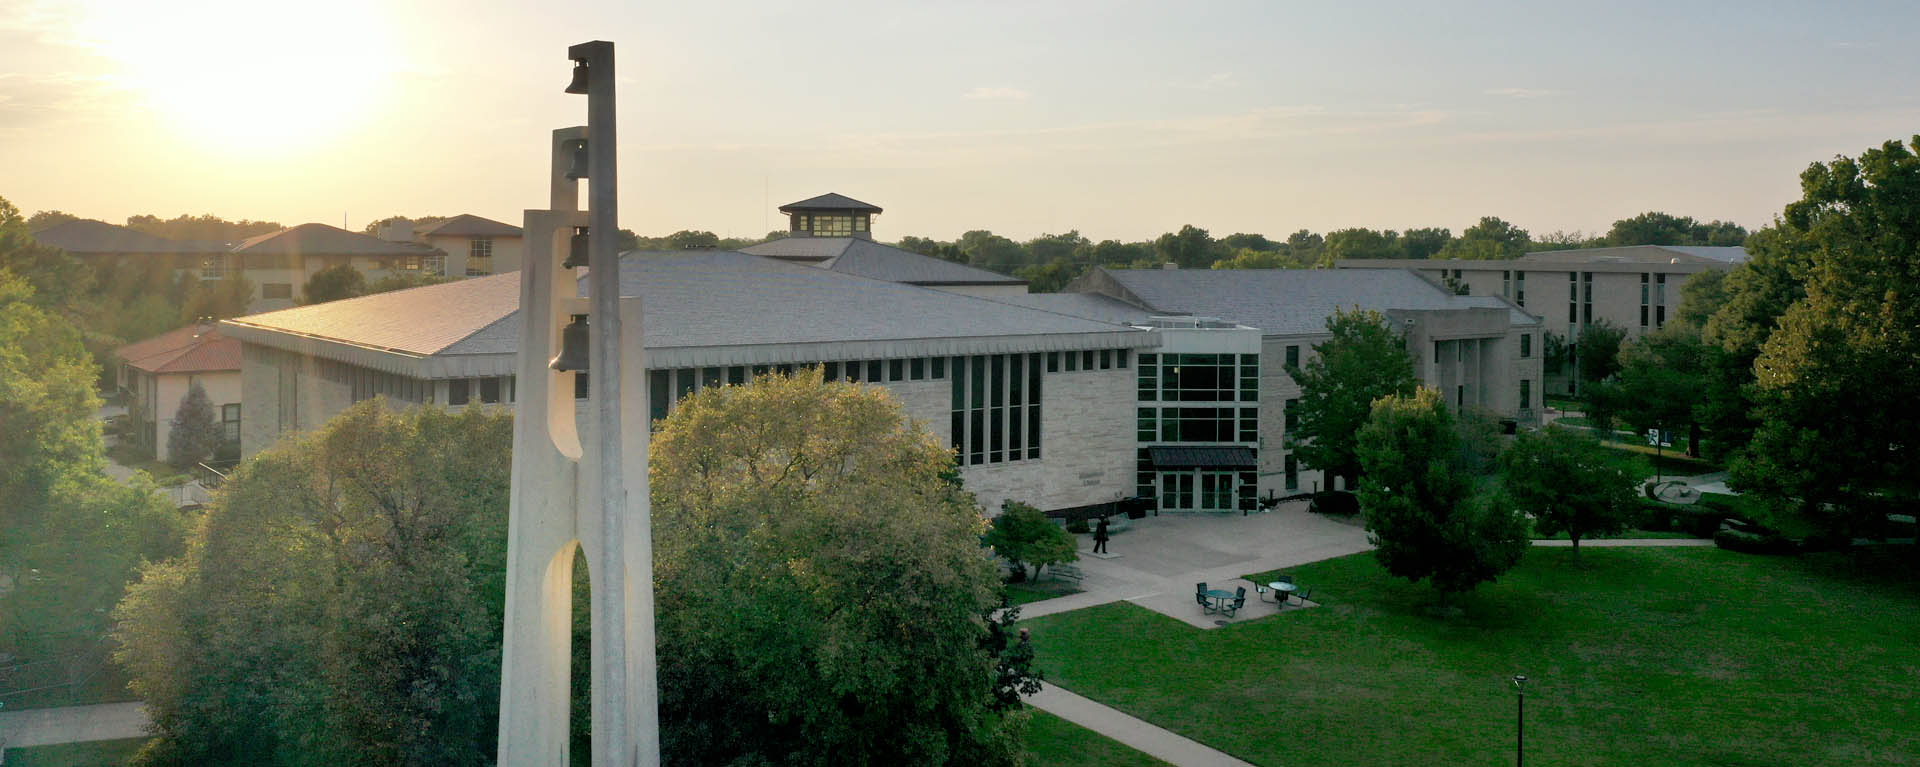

[1513,674,1527,767]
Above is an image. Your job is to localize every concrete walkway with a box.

[0,702,147,749]
[1028,686,1256,767]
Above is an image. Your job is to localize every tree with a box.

[1322,228,1402,263]
[2,195,95,313]
[982,501,1078,581]
[301,263,365,304]
[664,229,721,250]
[958,229,1028,272]
[1218,232,1276,252]
[649,371,1027,766]
[361,215,448,235]
[1438,216,1531,259]
[1604,211,1749,247]
[1400,227,1453,260]
[1288,308,1419,491]
[1025,230,1088,264]
[1083,239,1153,266]
[1542,330,1568,377]
[1575,319,1627,387]
[124,213,281,243]
[1211,247,1309,270]
[116,402,513,767]
[1734,135,1920,540]
[1153,224,1218,269]
[1611,326,1711,456]
[1013,260,1082,293]
[1357,388,1528,604]
[178,272,253,323]
[1497,425,1636,559]
[0,271,103,531]
[26,209,79,231]
[367,272,449,294]
[166,381,221,468]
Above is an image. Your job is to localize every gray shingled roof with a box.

[225,250,1149,378]
[985,293,1156,326]
[777,193,882,213]
[31,219,227,254]
[742,237,1026,285]
[1658,246,1749,264]
[235,223,439,256]
[1092,267,1535,336]
[417,214,523,238]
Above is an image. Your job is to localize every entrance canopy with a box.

[1147,446,1257,470]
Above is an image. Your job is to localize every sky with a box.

[3,0,1917,242]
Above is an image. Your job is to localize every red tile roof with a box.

[114,323,242,375]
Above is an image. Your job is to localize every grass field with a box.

[1,738,145,767]
[1004,579,1083,607]
[1023,710,1172,767]
[1021,547,1920,767]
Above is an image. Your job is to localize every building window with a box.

[1655,274,1667,328]
[262,283,292,299]
[1640,273,1650,329]
[221,403,241,444]
[1239,354,1258,401]
[468,238,494,276]
[1521,379,1532,410]
[1502,270,1512,298]
[1137,353,1157,401]
[1047,352,1059,372]
[200,254,226,280]
[805,215,857,236]
[1139,353,1251,404]
[1515,271,1526,306]
[1520,333,1532,358]
[648,370,668,418]
[951,354,1041,465]
[1284,454,1298,491]
[910,358,924,380]
[1582,272,1594,325]
[931,357,946,379]
[479,376,502,404]
[1457,384,1465,408]
[1568,271,1578,326]
[1285,345,1300,370]
[449,379,470,405]
[424,253,445,276]
[1285,398,1299,431]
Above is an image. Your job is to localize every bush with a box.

[1713,526,1799,555]
[1309,490,1359,517]
[1064,518,1090,535]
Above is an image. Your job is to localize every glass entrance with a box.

[1157,470,1238,512]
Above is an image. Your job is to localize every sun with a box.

[72,0,403,151]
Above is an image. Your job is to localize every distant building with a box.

[1335,245,1747,393]
[113,321,243,461]
[221,250,1147,514]
[409,214,525,278]
[1061,266,1543,496]
[741,193,1029,297]
[230,224,445,311]
[29,218,227,276]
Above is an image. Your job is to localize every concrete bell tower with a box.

[497,40,660,767]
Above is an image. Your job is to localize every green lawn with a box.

[1,738,146,767]
[1004,579,1083,607]
[1021,547,1920,767]
[1024,710,1171,767]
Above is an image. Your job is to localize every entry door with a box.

[1159,471,1237,511]
[1160,472,1194,511]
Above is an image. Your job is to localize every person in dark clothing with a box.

[1092,517,1110,554]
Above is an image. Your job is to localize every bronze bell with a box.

[564,227,590,269]
[565,60,590,94]
[565,140,589,179]
[550,314,590,372]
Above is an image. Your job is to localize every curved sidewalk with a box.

[1029,686,1256,767]
[0,702,147,749]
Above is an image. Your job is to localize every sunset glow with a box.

[71,0,403,151]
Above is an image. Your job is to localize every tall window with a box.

[1581,272,1594,325]
[1284,454,1298,491]
[1515,270,1526,306]
[1520,333,1532,358]
[1655,273,1667,328]
[1567,271,1578,325]
[1640,273,1650,329]
[200,254,226,280]
[221,404,241,444]
[1520,379,1532,410]
[1285,345,1300,370]
[468,238,494,276]
[1502,270,1512,299]
[951,354,1041,465]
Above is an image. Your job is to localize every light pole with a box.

[1513,674,1527,767]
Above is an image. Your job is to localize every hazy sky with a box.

[3,0,1917,242]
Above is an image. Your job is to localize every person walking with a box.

[1092,516,1110,554]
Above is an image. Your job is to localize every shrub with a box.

[1064,518,1090,535]
[1309,490,1359,517]
[1713,526,1799,555]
